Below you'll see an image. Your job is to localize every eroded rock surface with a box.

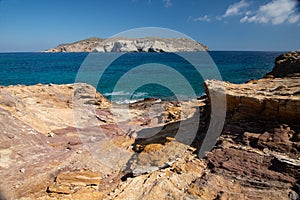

[0,51,299,199]
[205,77,300,123]
[0,83,204,199]
[267,51,300,78]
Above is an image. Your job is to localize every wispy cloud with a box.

[240,0,300,25]
[223,0,250,17]
[194,0,300,25]
[193,15,211,22]
[163,0,172,8]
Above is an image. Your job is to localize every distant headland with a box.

[43,37,209,52]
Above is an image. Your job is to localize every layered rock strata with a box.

[0,51,299,199]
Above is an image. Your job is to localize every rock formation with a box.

[205,77,300,123]
[44,37,208,52]
[266,51,300,78]
[0,51,299,199]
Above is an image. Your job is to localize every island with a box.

[43,37,209,52]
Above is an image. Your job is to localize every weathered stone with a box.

[71,187,103,200]
[266,51,300,78]
[1,51,300,200]
[107,150,206,200]
[47,183,72,194]
[204,77,300,123]
[55,171,101,186]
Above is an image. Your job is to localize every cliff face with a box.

[205,77,300,123]
[199,52,300,199]
[44,37,209,52]
[0,51,299,199]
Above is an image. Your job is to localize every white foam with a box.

[103,91,130,96]
[114,99,144,104]
[132,92,148,98]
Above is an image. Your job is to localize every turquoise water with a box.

[0,51,283,103]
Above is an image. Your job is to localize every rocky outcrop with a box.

[204,51,300,124]
[0,83,204,199]
[266,51,300,78]
[44,37,208,52]
[46,170,103,199]
[205,77,300,123]
[199,51,300,199]
[0,83,113,199]
[0,51,299,199]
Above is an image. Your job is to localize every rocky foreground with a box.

[0,51,299,200]
[44,37,208,52]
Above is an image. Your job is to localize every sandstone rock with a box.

[47,184,103,200]
[1,51,300,200]
[55,170,101,186]
[266,51,300,78]
[0,83,111,135]
[204,77,300,123]
[206,148,296,183]
[0,83,114,199]
[107,150,206,200]
[47,183,72,194]
[71,187,103,200]
[187,173,292,200]
[46,170,102,199]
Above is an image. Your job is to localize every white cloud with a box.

[288,14,300,23]
[216,16,223,21]
[193,15,211,22]
[245,11,252,15]
[163,0,172,8]
[240,0,300,25]
[223,0,250,17]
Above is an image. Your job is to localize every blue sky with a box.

[0,0,299,52]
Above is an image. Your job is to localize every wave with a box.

[103,91,148,97]
[132,92,148,98]
[114,98,144,104]
[103,91,130,96]
[114,98,162,105]
[103,91,149,103]
[104,91,151,104]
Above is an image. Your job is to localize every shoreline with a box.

[0,51,299,199]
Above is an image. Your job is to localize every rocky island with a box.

[44,37,209,52]
[0,51,299,199]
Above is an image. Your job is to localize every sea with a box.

[0,51,284,104]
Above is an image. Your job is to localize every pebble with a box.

[48,132,55,137]
[20,168,25,173]
[76,150,82,154]
[288,191,299,200]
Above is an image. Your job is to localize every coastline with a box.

[0,51,299,199]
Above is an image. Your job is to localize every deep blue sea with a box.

[0,51,283,103]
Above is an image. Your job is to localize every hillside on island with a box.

[44,37,209,52]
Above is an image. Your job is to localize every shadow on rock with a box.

[122,107,209,177]
[0,188,7,200]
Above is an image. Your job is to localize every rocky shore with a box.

[0,51,299,199]
[44,37,208,52]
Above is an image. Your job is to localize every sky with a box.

[0,0,299,52]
